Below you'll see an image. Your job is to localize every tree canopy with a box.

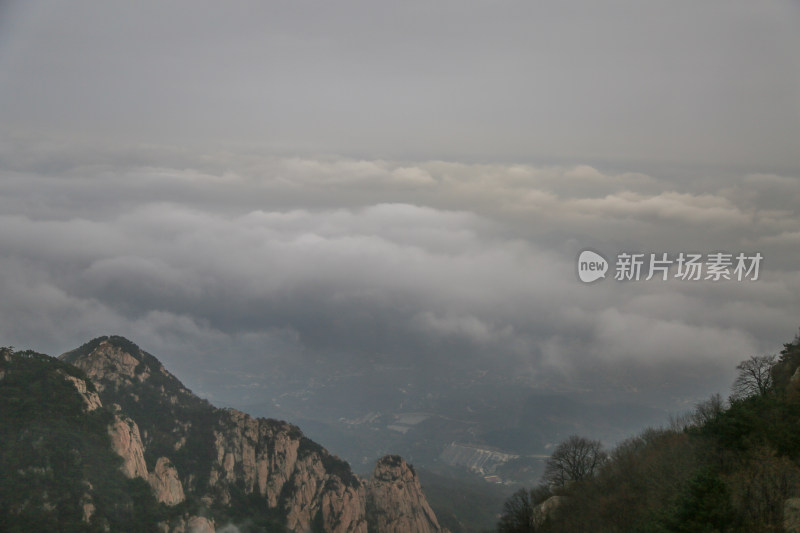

[541,435,606,488]
[731,354,776,400]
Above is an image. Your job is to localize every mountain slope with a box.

[0,347,164,532]
[2,336,448,532]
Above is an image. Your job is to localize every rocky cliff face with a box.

[59,336,445,532]
[107,412,149,480]
[207,407,368,532]
[786,498,800,533]
[366,455,448,533]
[57,369,103,412]
[532,495,562,528]
[150,456,186,506]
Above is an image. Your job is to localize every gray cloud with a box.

[0,145,797,407]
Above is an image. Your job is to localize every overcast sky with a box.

[1,1,799,409]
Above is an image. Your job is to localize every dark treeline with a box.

[498,331,800,533]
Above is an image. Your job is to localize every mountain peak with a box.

[60,336,154,389]
[60,335,144,364]
[58,336,202,412]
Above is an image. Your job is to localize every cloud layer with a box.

[1,143,797,407]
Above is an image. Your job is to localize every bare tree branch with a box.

[542,435,606,488]
[731,354,776,400]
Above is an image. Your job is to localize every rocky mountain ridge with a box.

[1,336,448,532]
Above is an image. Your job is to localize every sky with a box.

[1,1,799,411]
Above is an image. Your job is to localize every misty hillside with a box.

[496,332,800,533]
[0,336,449,533]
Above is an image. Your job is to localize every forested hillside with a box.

[498,331,800,533]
